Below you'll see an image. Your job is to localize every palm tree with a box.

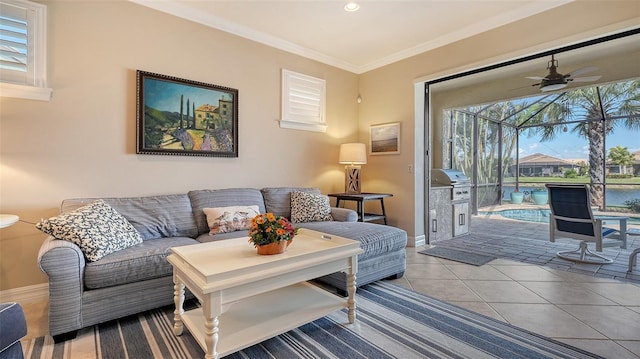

[608,145,635,175]
[530,79,640,207]
[446,79,639,210]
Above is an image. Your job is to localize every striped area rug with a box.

[23,282,601,359]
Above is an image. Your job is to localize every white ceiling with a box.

[130,0,572,74]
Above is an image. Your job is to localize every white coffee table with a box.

[167,228,363,359]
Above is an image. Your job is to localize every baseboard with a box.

[408,234,426,247]
[0,283,48,303]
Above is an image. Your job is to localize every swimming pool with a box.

[480,208,640,225]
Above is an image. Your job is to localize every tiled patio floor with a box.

[431,214,640,284]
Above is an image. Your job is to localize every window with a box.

[0,0,51,101]
[280,69,327,132]
[443,77,640,212]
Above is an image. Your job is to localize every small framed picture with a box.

[370,122,400,155]
[136,70,239,157]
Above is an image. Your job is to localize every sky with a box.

[371,123,399,141]
[518,128,640,160]
[143,77,233,113]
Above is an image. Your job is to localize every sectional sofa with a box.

[37,187,407,342]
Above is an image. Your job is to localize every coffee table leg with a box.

[173,275,185,336]
[347,257,357,323]
[203,294,221,359]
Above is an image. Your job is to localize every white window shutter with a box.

[280,69,327,132]
[0,0,51,101]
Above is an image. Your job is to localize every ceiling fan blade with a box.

[569,75,602,83]
[567,66,598,77]
[526,76,545,80]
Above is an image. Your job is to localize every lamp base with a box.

[345,165,361,194]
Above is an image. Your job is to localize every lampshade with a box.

[0,214,19,228]
[339,143,367,165]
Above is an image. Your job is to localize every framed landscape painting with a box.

[370,122,400,155]
[136,70,238,157]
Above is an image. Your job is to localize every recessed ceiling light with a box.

[344,2,360,12]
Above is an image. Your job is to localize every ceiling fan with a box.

[526,55,602,92]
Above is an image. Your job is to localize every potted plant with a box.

[248,213,298,255]
[510,189,524,204]
[530,188,548,205]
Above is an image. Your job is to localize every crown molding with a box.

[359,0,573,73]
[129,0,360,73]
[130,0,571,74]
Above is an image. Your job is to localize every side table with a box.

[328,193,392,224]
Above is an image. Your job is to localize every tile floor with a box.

[387,216,640,359]
[19,215,640,358]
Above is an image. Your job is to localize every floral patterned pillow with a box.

[36,199,142,262]
[290,191,333,223]
[203,205,260,235]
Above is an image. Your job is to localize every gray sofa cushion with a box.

[84,237,198,289]
[260,187,321,219]
[188,188,266,235]
[61,195,198,240]
[298,221,407,261]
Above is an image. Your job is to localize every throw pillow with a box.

[290,191,333,223]
[36,199,143,262]
[203,205,260,235]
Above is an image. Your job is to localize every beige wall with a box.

[0,0,638,291]
[358,1,638,243]
[0,1,359,290]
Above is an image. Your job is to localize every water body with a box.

[482,208,640,225]
[502,187,640,207]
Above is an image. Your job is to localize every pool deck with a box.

[435,203,640,283]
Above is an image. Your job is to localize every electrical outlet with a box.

[407,165,413,173]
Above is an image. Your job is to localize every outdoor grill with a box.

[431,169,471,201]
[430,169,472,239]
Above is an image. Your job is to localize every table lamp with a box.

[339,143,367,194]
[0,214,19,228]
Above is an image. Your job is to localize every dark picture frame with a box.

[136,70,238,157]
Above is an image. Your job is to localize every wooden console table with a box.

[328,193,392,224]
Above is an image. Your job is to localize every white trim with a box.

[280,69,326,133]
[413,20,640,85]
[360,0,574,74]
[278,120,327,133]
[0,283,48,303]
[0,0,49,99]
[128,0,571,74]
[408,235,426,248]
[128,0,360,73]
[414,82,427,248]
[0,82,52,101]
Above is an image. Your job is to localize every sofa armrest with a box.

[0,302,26,359]
[37,236,86,336]
[331,207,358,222]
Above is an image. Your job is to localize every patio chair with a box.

[628,229,640,272]
[546,184,627,264]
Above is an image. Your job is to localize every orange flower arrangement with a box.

[248,213,298,247]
